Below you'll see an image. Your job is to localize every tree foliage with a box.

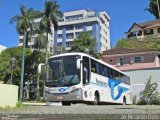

[24,50,45,84]
[10,5,40,47]
[35,34,47,50]
[146,0,160,19]
[115,39,129,48]
[71,32,100,58]
[0,47,45,86]
[0,47,31,84]
[115,38,160,50]
[137,77,160,105]
[39,0,62,55]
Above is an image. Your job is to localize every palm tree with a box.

[146,0,160,19]
[39,0,62,57]
[38,0,62,99]
[35,34,47,50]
[10,5,38,101]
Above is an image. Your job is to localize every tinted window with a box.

[91,59,96,73]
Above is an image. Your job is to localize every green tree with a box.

[54,46,67,55]
[138,77,160,105]
[10,5,38,100]
[24,50,45,100]
[10,5,39,47]
[0,47,46,100]
[146,0,160,19]
[153,40,160,50]
[0,47,31,85]
[115,38,129,48]
[71,32,100,58]
[39,0,62,57]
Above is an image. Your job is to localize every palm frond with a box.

[10,16,21,24]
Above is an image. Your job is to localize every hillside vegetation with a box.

[115,38,160,50]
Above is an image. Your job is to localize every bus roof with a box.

[49,52,129,77]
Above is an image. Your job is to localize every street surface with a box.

[0,104,160,120]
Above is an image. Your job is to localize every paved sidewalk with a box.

[22,102,62,106]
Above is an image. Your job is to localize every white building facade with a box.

[54,10,110,52]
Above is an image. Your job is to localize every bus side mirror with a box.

[38,63,45,73]
[77,59,81,69]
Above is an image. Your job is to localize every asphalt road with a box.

[0,104,160,120]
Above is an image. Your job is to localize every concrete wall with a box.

[0,84,19,108]
[124,68,160,97]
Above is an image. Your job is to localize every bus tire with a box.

[123,96,126,105]
[93,92,99,105]
[62,101,71,106]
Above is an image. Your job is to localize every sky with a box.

[0,0,155,48]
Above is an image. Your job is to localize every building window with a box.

[144,29,154,35]
[58,26,63,30]
[57,42,62,46]
[134,56,144,63]
[66,33,74,39]
[58,34,62,39]
[116,57,127,66]
[86,22,93,27]
[19,39,23,43]
[133,30,142,36]
[65,14,83,22]
[157,28,160,33]
[75,32,80,37]
[66,41,72,47]
[66,25,74,31]
[75,24,83,29]
[87,30,92,35]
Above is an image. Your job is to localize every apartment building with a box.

[125,20,160,40]
[54,9,110,52]
[18,18,54,54]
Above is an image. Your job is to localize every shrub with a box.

[137,77,160,105]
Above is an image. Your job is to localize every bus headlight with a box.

[70,88,81,94]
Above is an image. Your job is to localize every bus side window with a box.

[91,59,96,73]
[100,65,105,76]
[95,62,101,75]
[83,57,90,84]
[104,66,109,77]
[108,68,114,79]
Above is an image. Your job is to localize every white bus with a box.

[45,53,132,105]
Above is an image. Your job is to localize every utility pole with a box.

[157,0,160,19]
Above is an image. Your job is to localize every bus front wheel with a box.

[62,101,71,106]
[93,92,99,105]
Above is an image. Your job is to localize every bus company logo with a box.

[59,87,68,93]
[108,79,129,100]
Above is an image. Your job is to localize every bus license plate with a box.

[57,96,63,100]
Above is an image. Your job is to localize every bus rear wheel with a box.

[62,101,71,106]
[123,97,126,105]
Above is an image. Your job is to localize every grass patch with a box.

[16,101,24,109]
[0,101,25,109]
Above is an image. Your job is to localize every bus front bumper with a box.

[45,89,83,102]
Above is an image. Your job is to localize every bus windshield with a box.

[46,55,80,87]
